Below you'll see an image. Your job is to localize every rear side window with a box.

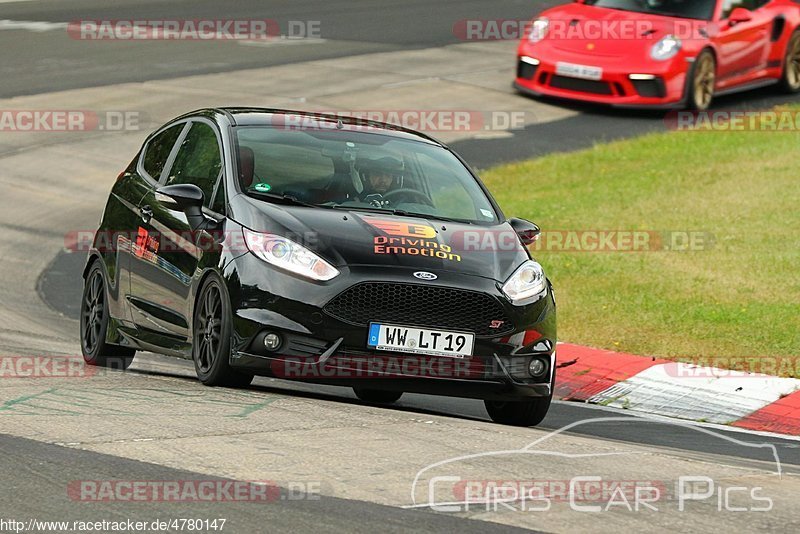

[142,124,183,180]
[165,122,223,208]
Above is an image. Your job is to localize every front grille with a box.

[324,282,514,337]
[549,75,613,95]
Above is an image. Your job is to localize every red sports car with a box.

[514,0,800,109]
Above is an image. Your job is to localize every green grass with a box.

[481,107,800,374]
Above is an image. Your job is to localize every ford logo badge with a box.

[413,271,437,281]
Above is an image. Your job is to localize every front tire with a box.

[353,388,403,404]
[688,50,716,111]
[484,396,551,427]
[780,31,800,93]
[80,261,135,369]
[192,275,254,388]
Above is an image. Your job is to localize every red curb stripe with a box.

[555,343,667,401]
[732,390,800,436]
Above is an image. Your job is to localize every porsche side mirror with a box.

[508,217,541,246]
[728,8,752,26]
[156,184,206,229]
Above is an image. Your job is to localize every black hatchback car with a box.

[80,108,557,426]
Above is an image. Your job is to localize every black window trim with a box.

[137,120,191,186]
[161,117,227,217]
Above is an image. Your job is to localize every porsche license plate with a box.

[555,62,603,80]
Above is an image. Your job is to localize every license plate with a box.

[555,62,603,80]
[367,323,474,358]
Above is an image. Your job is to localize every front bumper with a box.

[231,350,554,401]
[224,254,556,401]
[514,49,690,109]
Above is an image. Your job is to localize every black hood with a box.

[232,195,530,282]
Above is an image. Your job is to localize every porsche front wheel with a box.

[780,31,800,93]
[689,50,716,111]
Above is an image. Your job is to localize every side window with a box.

[721,0,765,18]
[721,0,743,18]
[164,122,223,209]
[142,124,183,181]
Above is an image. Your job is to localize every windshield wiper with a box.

[331,204,474,224]
[399,211,475,225]
[247,190,326,209]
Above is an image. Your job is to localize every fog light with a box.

[263,332,282,351]
[528,358,547,378]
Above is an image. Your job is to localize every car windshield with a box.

[586,0,716,20]
[234,125,499,224]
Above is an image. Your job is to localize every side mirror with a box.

[728,7,752,25]
[508,217,541,246]
[156,184,206,230]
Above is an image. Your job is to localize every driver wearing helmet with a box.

[357,155,405,206]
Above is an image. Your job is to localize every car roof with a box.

[192,107,445,146]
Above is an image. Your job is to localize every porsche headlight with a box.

[528,18,549,43]
[502,260,547,304]
[243,228,339,281]
[650,35,681,61]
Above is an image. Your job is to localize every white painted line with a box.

[0,19,67,32]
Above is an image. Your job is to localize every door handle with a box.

[140,205,153,223]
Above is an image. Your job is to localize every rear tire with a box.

[484,396,551,427]
[80,261,135,370]
[192,276,254,388]
[780,31,800,93]
[353,388,403,404]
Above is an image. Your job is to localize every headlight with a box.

[502,260,547,304]
[242,228,339,281]
[528,18,549,43]
[650,35,681,61]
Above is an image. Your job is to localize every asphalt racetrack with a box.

[1,1,799,532]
